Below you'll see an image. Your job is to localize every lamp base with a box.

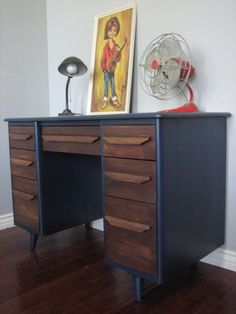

[58,108,80,116]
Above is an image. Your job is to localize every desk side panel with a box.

[159,117,227,282]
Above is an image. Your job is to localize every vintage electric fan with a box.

[139,33,198,112]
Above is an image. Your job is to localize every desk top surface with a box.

[4,112,230,123]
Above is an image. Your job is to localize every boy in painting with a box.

[101,16,122,109]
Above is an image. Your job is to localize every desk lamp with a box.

[58,56,87,116]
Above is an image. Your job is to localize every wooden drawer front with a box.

[12,176,38,232]
[42,126,101,155]
[10,149,36,180]
[13,196,38,232]
[9,126,35,150]
[104,196,156,226]
[103,125,156,160]
[105,216,156,275]
[104,158,156,204]
[12,176,37,197]
[104,196,156,275]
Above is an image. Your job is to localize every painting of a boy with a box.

[88,5,136,114]
[101,17,122,109]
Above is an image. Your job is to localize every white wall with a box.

[46,0,236,252]
[0,0,49,215]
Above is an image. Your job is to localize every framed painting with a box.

[87,4,136,114]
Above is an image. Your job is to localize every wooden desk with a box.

[5,112,230,301]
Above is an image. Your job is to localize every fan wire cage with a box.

[139,33,192,100]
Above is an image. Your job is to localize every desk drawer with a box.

[103,125,156,160]
[12,176,38,196]
[105,214,156,275]
[9,126,35,150]
[42,126,100,155]
[104,196,156,226]
[13,195,39,232]
[12,176,39,232]
[10,149,36,180]
[104,158,156,204]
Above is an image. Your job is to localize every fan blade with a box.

[150,73,169,96]
[159,37,184,60]
[162,58,181,89]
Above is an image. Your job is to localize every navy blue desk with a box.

[5,112,230,301]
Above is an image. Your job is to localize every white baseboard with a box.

[90,218,104,231]
[201,248,236,272]
[0,213,14,230]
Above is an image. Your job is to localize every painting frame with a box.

[87,4,136,115]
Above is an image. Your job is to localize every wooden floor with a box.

[0,227,236,314]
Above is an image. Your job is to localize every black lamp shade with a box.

[58,56,87,116]
[58,56,87,77]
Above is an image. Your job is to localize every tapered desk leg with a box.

[85,222,90,231]
[133,276,144,302]
[29,232,38,250]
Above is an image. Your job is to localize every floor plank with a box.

[0,226,236,313]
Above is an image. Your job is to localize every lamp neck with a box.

[65,77,72,110]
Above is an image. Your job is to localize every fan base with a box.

[161,102,198,113]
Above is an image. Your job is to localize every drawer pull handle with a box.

[10,133,32,141]
[103,136,150,146]
[11,158,33,167]
[105,215,151,233]
[13,189,36,201]
[42,135,99,144]
[105,171,151,184]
